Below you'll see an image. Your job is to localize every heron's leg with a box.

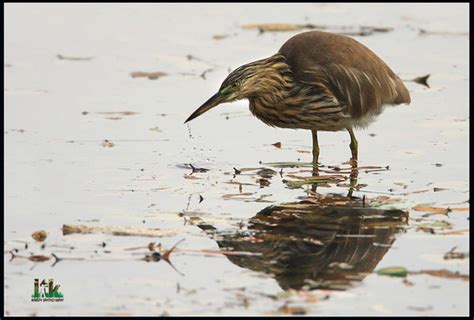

[311,129,319,166]
[347,128,359,197]
[310,129,320,193]
[347,168,359,198]
[347,128,358,163]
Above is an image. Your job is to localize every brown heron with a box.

[185,31,411,165]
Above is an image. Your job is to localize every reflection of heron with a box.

[199,199,408,291]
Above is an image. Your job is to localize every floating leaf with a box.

[443,246,469,260]
[272,142,282,148]
[241,23,317,32]
[97,111,139,116]
[222,192,255,199]
[263,162,313,168]
[62,224,177,237]
[212,34,230,40]
[149,126,162,132]
[376,266,408,277]
[184,174,200,180]
[412,205,450,215]
[409,269,469,281]
[130,71,168,80]
[57,54,93,61]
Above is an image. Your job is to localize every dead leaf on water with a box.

[419,29,469,37]
[277,304,307,315]
[101,140,114,148]
[189,164,210,173]
[62,224,177,237]
[437,229,469,236]
[410,74,430,88]
[443,246,469,260]
[32,230,47,242]
[184,174,201,180]
[264,161,313,168]
[224,181,256,186]
[407,305,433,312]
[57,54,93,61]
[409,269,469,281]
[450,207,469,212]
[222,192,255,199]
[412,205,450,215]
[242,23,317,32]
[272,142,282,148]
[212,34,231,40]
[149,126,162,132]
[97,111,139,116]
[130,71,168,80]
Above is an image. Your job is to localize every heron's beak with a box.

[184,92,225,123]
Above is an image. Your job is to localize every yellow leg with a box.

[312,129,319,166]
[347,128,358,163]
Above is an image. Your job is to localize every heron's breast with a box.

[249,97,345,131]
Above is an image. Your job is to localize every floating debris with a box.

[130,71,168,80]
[184,174,200,180]
[212,34,231,40]
[101,139,114,148]
[410,74,430,88]
[189,164,210,173]
[31,230,47,242]
[222,192,255,199]
[143,239,185,275]
[242,23,317,32]
[256,168,277,179]
[443,246,469,260]
[272,142,282,148]
[149,126,162,132]
[263,162,313,168]
[241,23,393,36]
[200,68,214,80]
[376,266,408,277]
[62,224,177,238]
[412,205,450,215]
[57,54,93,61]
[97,111,139,116]
[409,269,469,281]
[419,29,469,37]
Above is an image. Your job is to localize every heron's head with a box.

[184,54,291,123]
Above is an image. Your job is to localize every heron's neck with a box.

[246,55,296,100]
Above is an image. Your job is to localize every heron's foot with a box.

[349,158,358,168]
[347,162,359,198]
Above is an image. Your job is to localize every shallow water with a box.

[4,3,469,316]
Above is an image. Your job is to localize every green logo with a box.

[31,278,64,302]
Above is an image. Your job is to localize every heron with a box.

[185,30,411,165]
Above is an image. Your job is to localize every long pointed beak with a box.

[184,92,225,124]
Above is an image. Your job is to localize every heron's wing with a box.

[298,63,409,119]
